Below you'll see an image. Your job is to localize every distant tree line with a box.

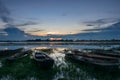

[0,39,120,42]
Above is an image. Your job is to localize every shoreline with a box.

[0,41,120,46]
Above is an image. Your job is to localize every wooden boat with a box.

[33,51,54,69]
[92,50,120,58]
[6,50,29,61]
[0,48,24,57]
[112,50,120,53]
[72,50,119,61]
[65,51,120,68]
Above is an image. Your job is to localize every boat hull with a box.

[35,59,54,69]
[65,53,119,69]
[33,52,54,69]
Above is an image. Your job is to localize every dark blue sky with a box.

[0,0,120,36]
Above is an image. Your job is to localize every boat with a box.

[65,50,120,68]
[92,49,120,58]
[72,50,119,61]
[6,49,29,61]
[0,48,24,57]
[33,51,54,69]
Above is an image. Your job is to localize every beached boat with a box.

[92,50,120,58]
[72,50,119,61]
[65,51,120,68]
[33,51,54,69]
[6,50,29,61]
[0,48,24,57]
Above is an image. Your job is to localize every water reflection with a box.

[0,44,120,50]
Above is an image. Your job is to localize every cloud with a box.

[27,29,44,32]
[15,21,38,27]
[0,0,39,35]
[0,32,7,36]
[86,24,94,26]
[82,28,102,32]
[83,18,120,27]
[82,21,120,32]
[0,29,7,35]
[0,0,13,23]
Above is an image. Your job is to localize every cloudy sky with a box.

[0,0,120,36]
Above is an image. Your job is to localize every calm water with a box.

[0,44,120,80]
[0,44,120,50]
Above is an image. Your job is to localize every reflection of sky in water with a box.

[0,45,120,50]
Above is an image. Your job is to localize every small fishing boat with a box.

[72,50,119,61]
[65,51,120,68]
[33,51,54,69]
[6,50,29,61]
[92,50,120,58]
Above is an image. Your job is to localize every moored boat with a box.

[33,51,54,69]
[65,50,120,69]
[92,50,120,58]
[6,49,29,61]
[72,50,119,61]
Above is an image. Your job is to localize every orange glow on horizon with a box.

[49,38,62,40]
[30,31,79,36]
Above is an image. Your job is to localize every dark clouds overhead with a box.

[27,29,44,32]
[0,0,13,23]
[83,22,120,32]
[83,18,120,27]
[14,21,38,27]
[0,0,38,35]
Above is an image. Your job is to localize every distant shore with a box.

[0,41,120,46]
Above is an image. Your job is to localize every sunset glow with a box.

[30,31,79,36]
[49,38,62,41]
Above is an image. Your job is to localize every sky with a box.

[0,0,120,37]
